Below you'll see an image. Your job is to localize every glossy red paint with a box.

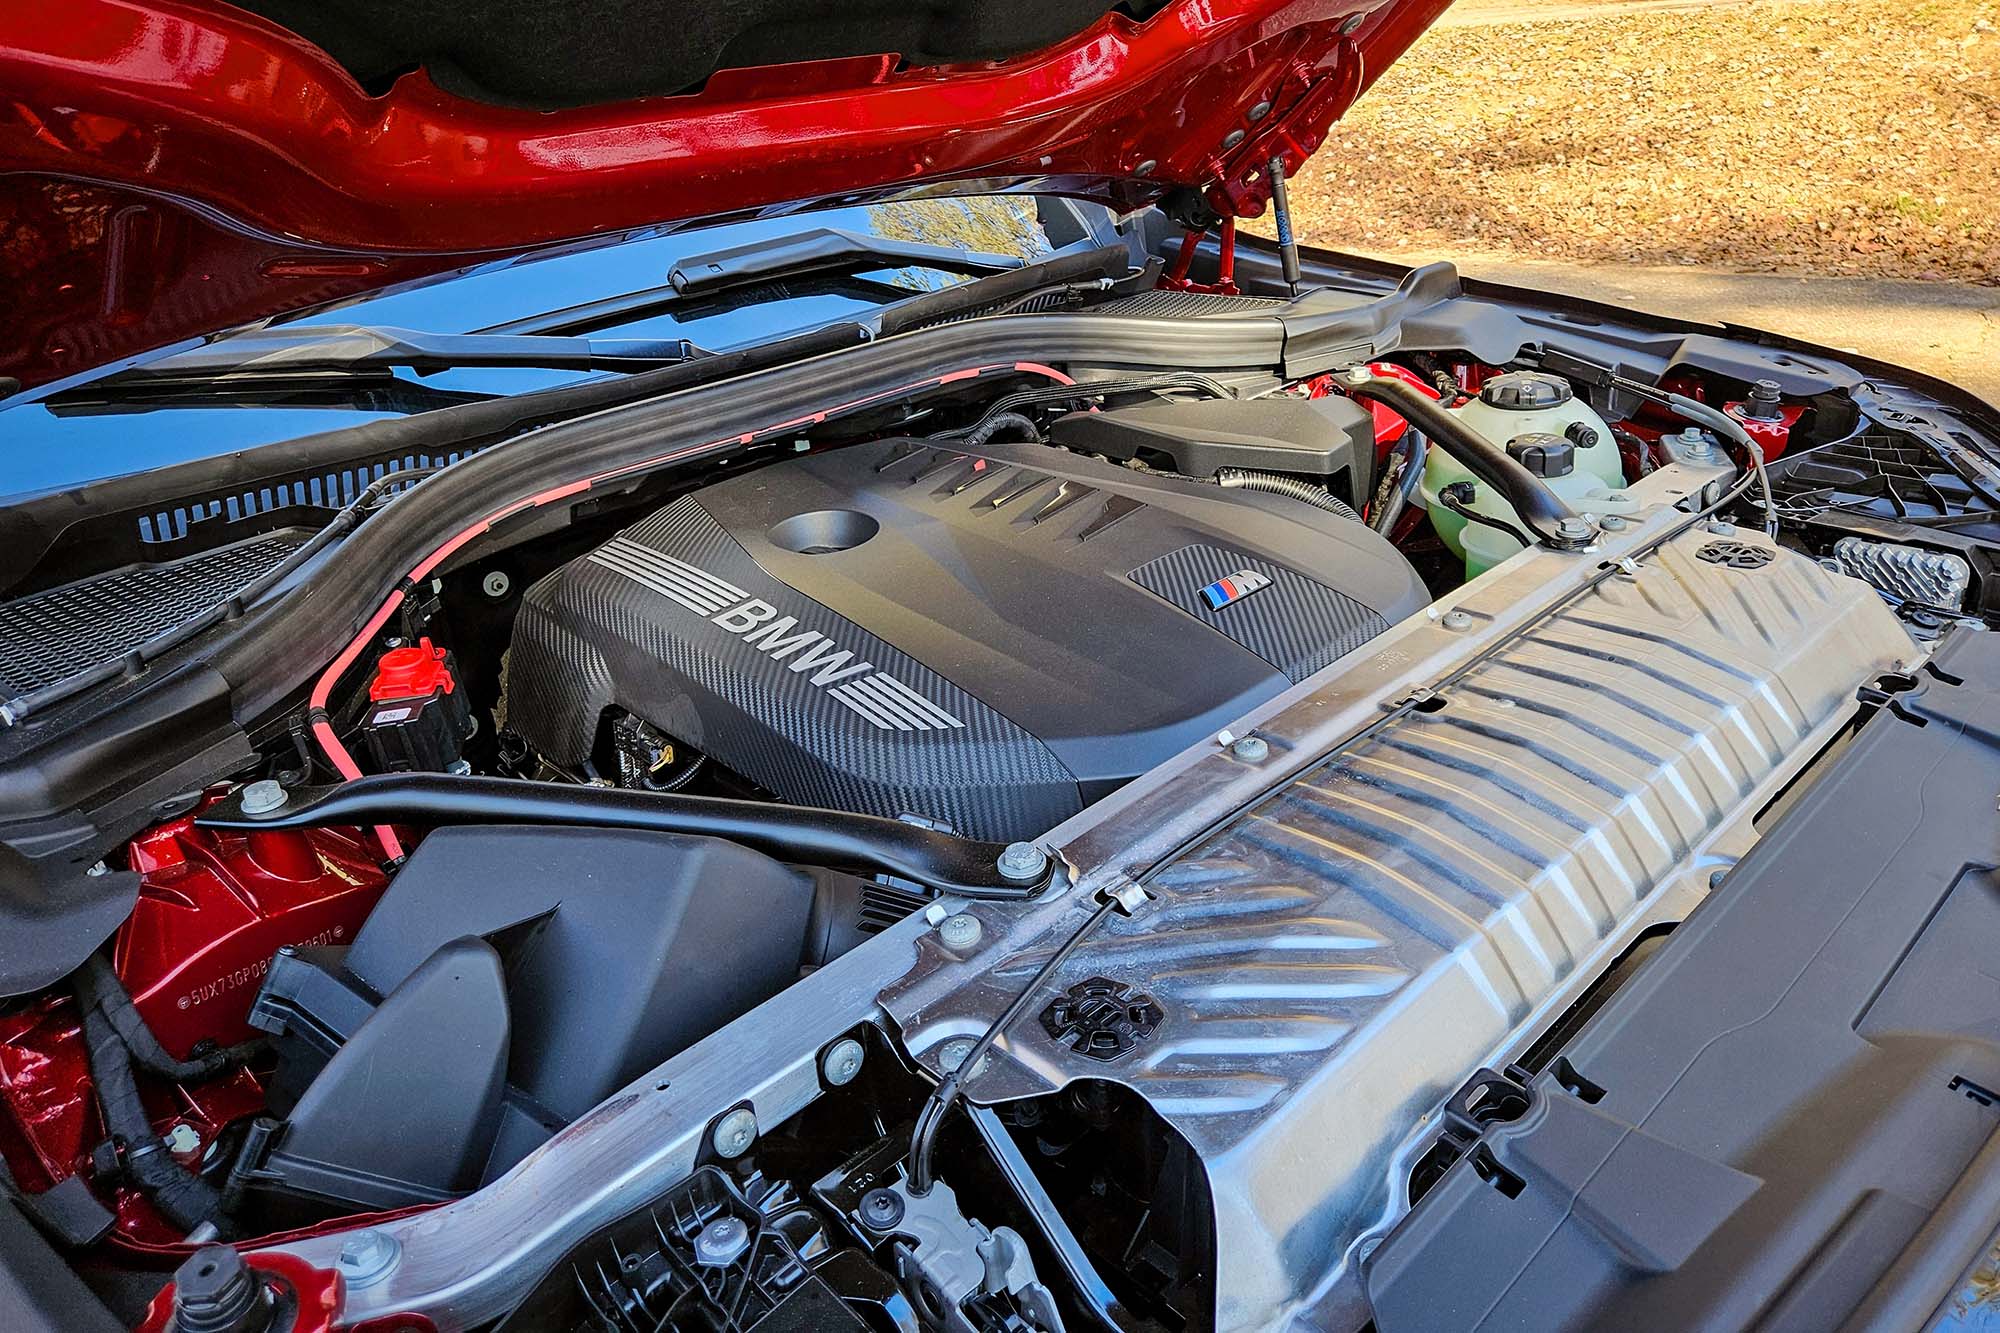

[1724,398,1803,461]
[116,798,390,1061]
[136,1250,345,1333]
[0,994,269,1245]
[0,0,1453,385]
[1299,361,1442,456]
[0,808,389,1245]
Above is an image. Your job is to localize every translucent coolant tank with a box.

[1421,371,1632,576]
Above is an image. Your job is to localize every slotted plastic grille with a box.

[1097,290,1288,317]
[0,532,307,693]
[1769,430,2000,543]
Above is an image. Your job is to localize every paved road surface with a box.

[1405,252,1999,406]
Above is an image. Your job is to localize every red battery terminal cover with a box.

[369,638,456,702]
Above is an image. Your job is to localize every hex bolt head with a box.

[1556,516,1594,541]
[239,779,288,817]
[820,1037,866,1087]
[335,1229,400,1289]
[711,1107,758,1159]
[997,842,1049,882]
[938,913,983,950]
[481,570,511,599]
[1440,609,1474,632]
[693,1215,751,1267]
[860,1187,906,1231]
[1230,735,1270,763]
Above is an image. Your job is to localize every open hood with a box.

[0,0,1451,387]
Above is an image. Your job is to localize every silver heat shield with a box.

[884,508,1916,1329]
[1831,534,1972,611]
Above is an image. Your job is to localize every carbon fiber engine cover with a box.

[504,439,1427,840]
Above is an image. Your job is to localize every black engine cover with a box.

[505,439,1427,840]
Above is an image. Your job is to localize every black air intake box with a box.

[505,439,1428,840]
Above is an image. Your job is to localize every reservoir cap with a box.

[1506,431,1576,477]
[1480,371,1574,411]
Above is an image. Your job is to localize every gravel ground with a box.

[1278,0,2000,283]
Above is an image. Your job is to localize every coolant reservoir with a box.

[1422,371,1629,576]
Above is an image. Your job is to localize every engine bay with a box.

[4,244,1999,1333]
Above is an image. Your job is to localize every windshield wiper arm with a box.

[667,227,1026,297]
[125,325,702,381]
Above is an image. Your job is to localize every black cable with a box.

[933,372,1237,443]
[1438,482,1534,549]
[74,999,222,1234]
[960,412,1042,447]
[73,955,262,1083]
[906,895,1122,1196]
[1607,374,1777,538]
[0,465,442,727]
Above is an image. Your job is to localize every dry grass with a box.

[1273,0,2000,283]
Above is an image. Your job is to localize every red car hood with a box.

[0,0,1451,387]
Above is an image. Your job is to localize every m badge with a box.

[1198,568,1273,611]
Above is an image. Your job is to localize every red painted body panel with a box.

[0,809,387,1245]
[0,0,1453,385]
[116,798,390,1061]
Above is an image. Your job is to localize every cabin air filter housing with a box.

[503,438,1428,841]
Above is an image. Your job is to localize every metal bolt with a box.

[239,779,288,817]
[1706,519,1737,535]
[937,1037,982,1075]
[1600,514,1628,531]
[163,1123,201,1155]
[939,913,983,950]
[481,570,511,599]
[335,1230,400,1289]
[711,1107,757,1159]
[1556,516,1594,541]
[997,841,1048,882]
[1248,100,1273,122]
[1440,609,1474,631]
[1221,129,1246,151]
[84,861,108,877]
[693,1216,751,1267]
[1230,735,1270,763]
[1342,365,1374,387]
[1134,159,1158,177]
[860,1188,905,1231]
[1341,12,1365,31]
[820,1038,865,1087]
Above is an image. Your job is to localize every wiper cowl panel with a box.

[668,227,1026,297]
